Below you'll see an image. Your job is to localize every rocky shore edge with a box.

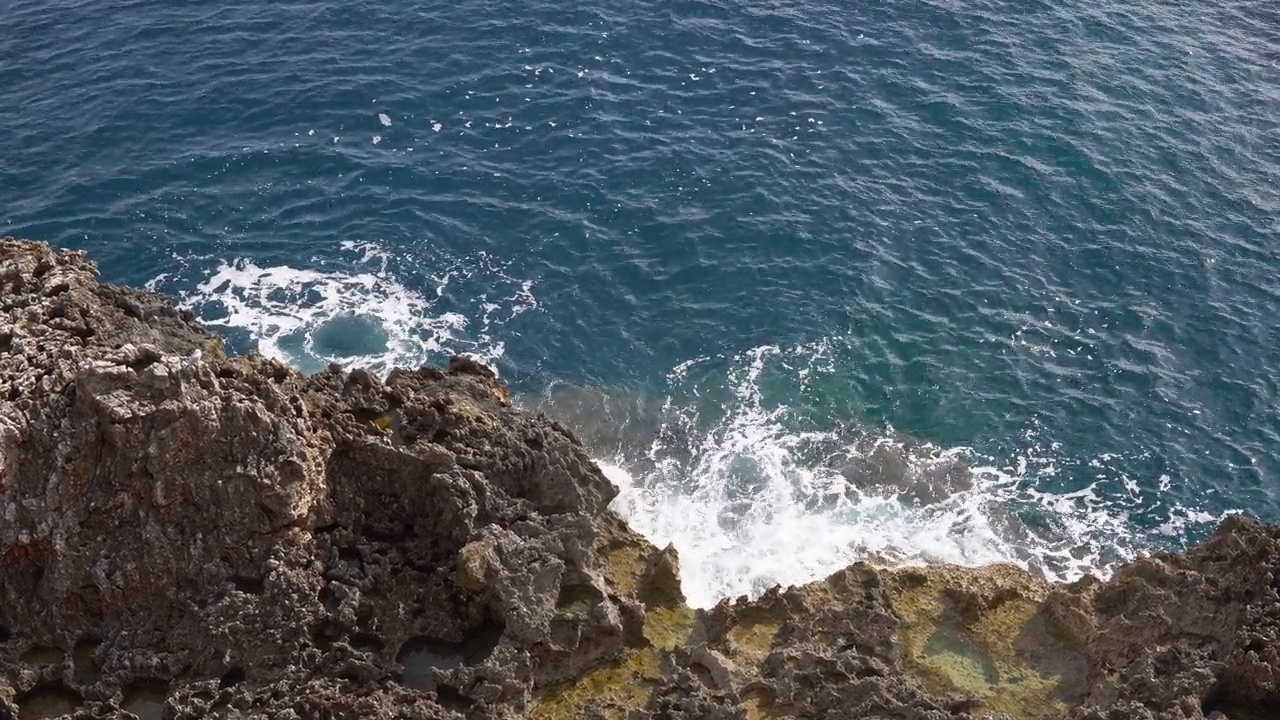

[0,237,1277,720]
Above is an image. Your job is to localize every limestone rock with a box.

[0,238,652,719]
[0,238,1277,720]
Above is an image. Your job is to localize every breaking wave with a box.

[529,342,1238,608]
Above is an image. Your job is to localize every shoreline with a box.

[1,237,1276,719]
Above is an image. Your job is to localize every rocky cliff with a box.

[0,238,1276,720]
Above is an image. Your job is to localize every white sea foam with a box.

[601,452,1026,608]
[172,241,537,376]
[587,341,1236,608]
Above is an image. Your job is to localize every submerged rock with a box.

[0,237,1276,720]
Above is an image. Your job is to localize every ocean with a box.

[3,0,1278,608]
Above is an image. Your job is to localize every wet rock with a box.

[1,238,1278,720]
[832,434,975,506]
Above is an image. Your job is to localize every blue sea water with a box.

[3,0,1279,606]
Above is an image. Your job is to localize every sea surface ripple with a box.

[3,0,1279,604]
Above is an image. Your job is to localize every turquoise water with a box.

[3,0,1278,605]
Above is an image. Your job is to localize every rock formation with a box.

[0,237,1276,720]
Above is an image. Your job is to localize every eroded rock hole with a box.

[42,281,71,297]
[397,638,458,692]
[21,646,65,665]
[689,662,716,688]
[31,259,54,279]
[72,640,101,685]
[361,524,403,544]
[122,679,169,720]
[311,619,343,650]
[319,584,341,613]
[436,685,474,712]
[219,669,245,689]
[232,576,265,595]
[1203,695,1278,720]
[16,684,81,720]
[352,632,385,654]
[556,583,599,610]
[460,621,505,666]
[396,624,503,692]
[126,350,162,372]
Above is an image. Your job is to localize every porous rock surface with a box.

[0,238,1276,720]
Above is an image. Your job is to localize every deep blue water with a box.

[3,0,1279,604]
